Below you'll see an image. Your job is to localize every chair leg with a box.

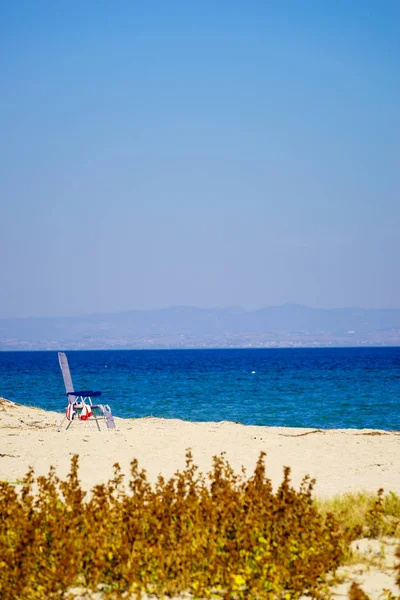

[57,415,67,432]
[92,410,101,432]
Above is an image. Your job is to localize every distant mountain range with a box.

[1,304,400,350]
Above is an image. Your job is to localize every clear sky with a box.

[1,1,399,318]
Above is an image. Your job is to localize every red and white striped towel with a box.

[80,402,93,421]
[66,404,75,421]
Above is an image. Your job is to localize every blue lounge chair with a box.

[57,352,116,431]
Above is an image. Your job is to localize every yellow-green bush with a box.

[0,452,345,599]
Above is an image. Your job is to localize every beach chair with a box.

[57,352,116,432]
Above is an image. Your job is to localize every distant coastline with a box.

[2,342,400,352]
[1,304,400,350]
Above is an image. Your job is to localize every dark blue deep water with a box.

[0,348,399,430]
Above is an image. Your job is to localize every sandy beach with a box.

[1,397,399,599]
[1,397,399,497]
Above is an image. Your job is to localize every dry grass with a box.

[316,490,400,541]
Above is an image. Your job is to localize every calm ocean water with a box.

[0,348,399,430]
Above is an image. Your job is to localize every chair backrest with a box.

[58,352,74,397]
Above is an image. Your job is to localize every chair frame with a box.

[57,352,115,432]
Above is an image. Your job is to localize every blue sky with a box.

[1,1,399,318]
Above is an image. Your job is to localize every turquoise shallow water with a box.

[0,348,399,430]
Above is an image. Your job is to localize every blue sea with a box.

[0,348,399,430]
